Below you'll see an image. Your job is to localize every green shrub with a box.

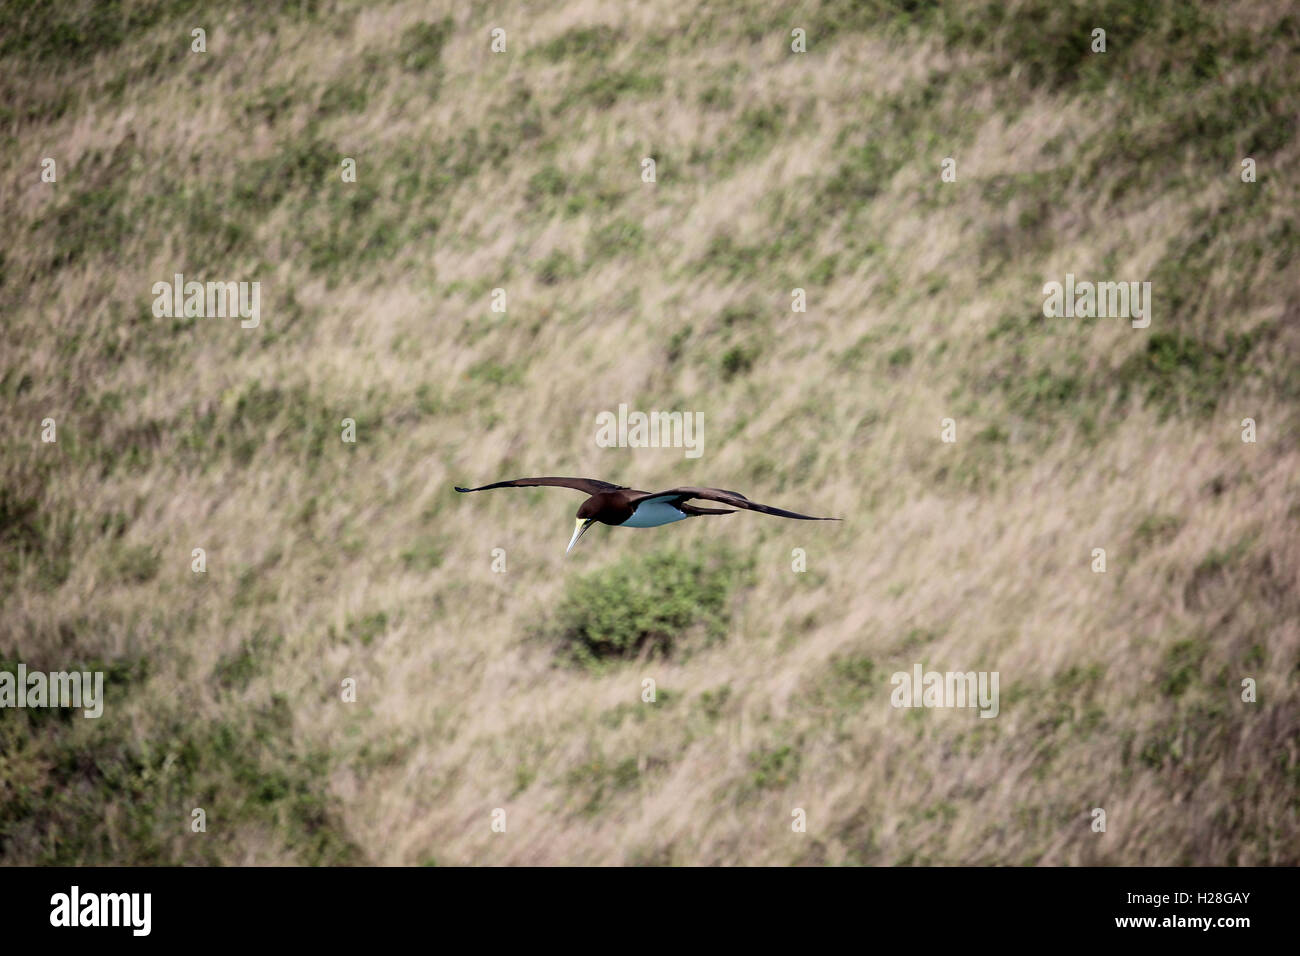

[720,344,759,380]
[748,743,799,790]
[1161,639,1208,698]
[1133,513,1183,547]
[110,544,160,585]
[562,70,664,110]
[542,548,751,667]
[887,345,914,369]
[398,19,452,74]
[0,483,73,593]
[586,219,645,262]
[1115,328,1270,418]
[535,25,621,63]
[535,249,579,285]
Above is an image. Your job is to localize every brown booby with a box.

[454,477,841,553]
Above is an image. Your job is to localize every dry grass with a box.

[1,0,1297,865]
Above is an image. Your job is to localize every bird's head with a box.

[567,501,599,554]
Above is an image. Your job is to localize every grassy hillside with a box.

[1,0,1297,865]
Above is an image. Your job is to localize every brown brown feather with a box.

[633,487,840,521]
[455,476,627,495]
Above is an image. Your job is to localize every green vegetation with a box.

[398,18,452,75]
[1116,328,1274,419]
[747,743,800,792]
[542,549,752,667]
[534,25,622,64]
[566,754,642,815]
[0,691,359,865]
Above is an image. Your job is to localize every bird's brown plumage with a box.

[456,477,840,522]
[454,476,627,496]
[630,487,840,521]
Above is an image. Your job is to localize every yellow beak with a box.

[566,518,594,554]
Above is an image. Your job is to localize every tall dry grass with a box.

[0,0,1297,864]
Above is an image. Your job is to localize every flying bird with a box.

[454,476,841,553]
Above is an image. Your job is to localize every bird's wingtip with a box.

[454,486,471,493]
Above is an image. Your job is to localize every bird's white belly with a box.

[621,501,689,528]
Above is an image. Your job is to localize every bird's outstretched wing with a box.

[455,476,627,495]
[635,487,841,521]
